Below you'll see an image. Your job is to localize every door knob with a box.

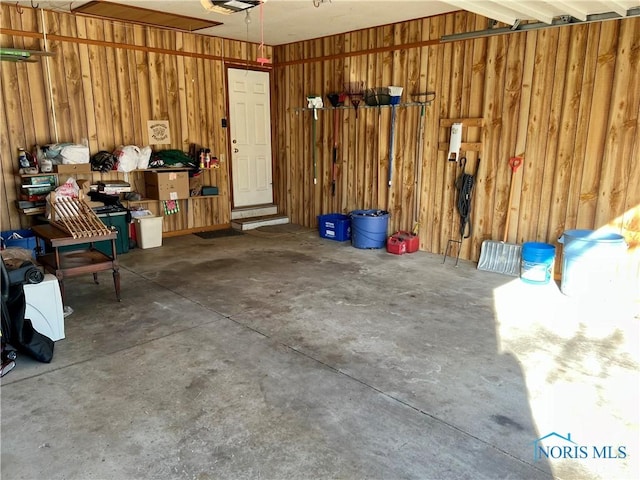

[232,139,237,144]
[234,148,239,153]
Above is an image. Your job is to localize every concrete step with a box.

[231,204,278,220]
[231,214,290,231]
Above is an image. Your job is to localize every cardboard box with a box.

[54,163,91,174]
[76,179,92,195]
[144,171,189,200]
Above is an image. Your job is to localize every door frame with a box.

[225,64,276,210]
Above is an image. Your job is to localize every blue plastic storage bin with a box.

[318,213,351,241]
[1,229,37,257]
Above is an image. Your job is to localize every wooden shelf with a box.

[20,172,57,178]
[438,118,484,153]
[126,195,219,204]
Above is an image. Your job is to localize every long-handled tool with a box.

[345,82,364,119]
[477,156,523,275]
[312,113,317,185]
[387,86,403,190]
[502,157,522,242]
[413,103,426,231]
[388,104,397,189]
[307,95,323,185]
[326,93,343,196]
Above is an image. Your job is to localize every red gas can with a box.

[395,231,419,253]
[386,235,407,255]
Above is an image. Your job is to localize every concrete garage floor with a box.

[1,225,638,480]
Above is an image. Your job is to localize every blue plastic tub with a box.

[520,242,555,284]
[350,210,389,249]
[559,229,627,296]
[1,229,37,257]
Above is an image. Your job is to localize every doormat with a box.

[194,229,244,239]
[247,224,313,238]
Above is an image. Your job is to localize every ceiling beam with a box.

[552,0,588,21]
[442,0,521,26]
[442,9,640,42]
[607,1,633,17]
[501,1,556,24]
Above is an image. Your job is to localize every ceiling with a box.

[12,0,640,46]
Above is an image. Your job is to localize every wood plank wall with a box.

[272,13,640,274]
[0,4,271,234]
[2,5,638,281]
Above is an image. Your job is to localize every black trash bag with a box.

[1,259,54,363]
[1,290,54,363]
[16,319,54,363]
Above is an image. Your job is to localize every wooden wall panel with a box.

[2,5,638,276]
[271,12,640,271]
[1,4,271,234]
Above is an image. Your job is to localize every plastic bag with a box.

[138,146,152,169]
[55,177,80,198]
[114,145,141,173]
[38,143,89,165]
[60,144,90,164]
[45,177,80,220]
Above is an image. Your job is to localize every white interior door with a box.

[228,68,273,208]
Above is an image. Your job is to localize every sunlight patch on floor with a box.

[492,278,639,480]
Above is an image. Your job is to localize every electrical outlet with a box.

[219,154,225,163]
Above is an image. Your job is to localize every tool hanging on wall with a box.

[344,82,364,192]
[443,157,480,266]
[387,87,403,191]
[388,104,397,189]
[448,123,463,162]
[410,92,435,232]
[477,156,523,275]
[307,95,323,185]
[345,82,365,119]
[326,93,344,196]
[413,102,426,232]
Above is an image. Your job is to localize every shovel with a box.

[477,157,523,275]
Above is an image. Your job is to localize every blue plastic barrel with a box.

[520,242,555,284]
[559,229,627,296]
[350,210,389,249]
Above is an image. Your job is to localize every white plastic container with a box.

[135,215,163,249]
[23,274,65,341]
